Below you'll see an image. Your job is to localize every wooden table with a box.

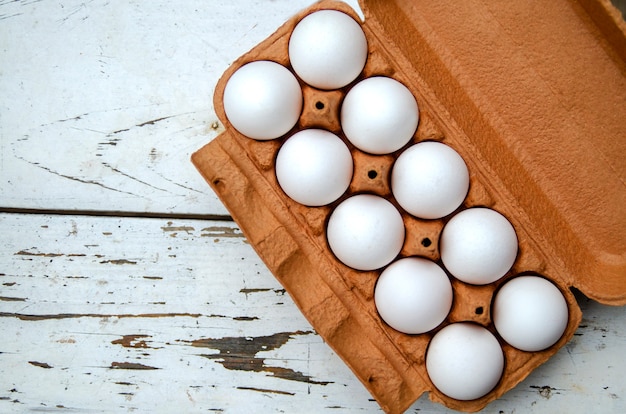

[1,1,625,412]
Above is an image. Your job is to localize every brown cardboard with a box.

[360,0,626,306]
[192,0,626,412]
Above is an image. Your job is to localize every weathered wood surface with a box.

[1,213,625,413]
[1,0,625,412]
[1,0,356,216]
[0,213,374,412]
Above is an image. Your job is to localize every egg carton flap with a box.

[359,0,626,304]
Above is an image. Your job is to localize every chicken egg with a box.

[374,257,452,334]
[426,323,504,401]
[440,208,518,285]
[341,76,419,154]
[275,129,353,206]
[493,275,569,352]
[327,194,405,271]
[391,141,469,219]
[288,10,368,89]
[223,60,302,140]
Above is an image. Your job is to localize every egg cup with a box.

[192,1,626,412]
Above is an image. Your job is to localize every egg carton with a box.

[192,0,626,412]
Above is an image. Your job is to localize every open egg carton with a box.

[192,0,626,412]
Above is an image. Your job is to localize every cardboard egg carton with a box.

[192,0,626,412]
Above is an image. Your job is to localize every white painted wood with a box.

[1,213,624,413]
[1,0,625,412]
[0,0,359,216]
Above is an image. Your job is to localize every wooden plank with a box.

[0,0,621,215]
[0,0,359,216]
[1,213,625,412]
[0,212,377,412]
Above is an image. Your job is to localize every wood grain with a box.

[0,0,625,412]
[0,0,335,216]
[1,213,625,412]
[0,213,373,412]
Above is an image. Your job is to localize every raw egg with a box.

[440,208,518,285]
[223,60,302,140]
[426,323,504,401]
[288,10,368,89]
[374,257,452,334]
[493,275,569,352]
[391,141,469,219]
[275,129,353,206]
[341,76,419,154]
[326,194,405,271]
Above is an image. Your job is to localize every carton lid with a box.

[360,0,626,305]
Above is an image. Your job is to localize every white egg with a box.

[426,323,504,401]
[493,276,569,352]
[275,129,353,206]
[391,141,469,219]
[341,76,419,155]
[288,10,368,89]
[374,257,452,334]
[223,60,302,140]
[440,208,518,285]
[327,194,405,271]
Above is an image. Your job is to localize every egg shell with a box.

[275,129,353,206]
[493,275,569,352]
[192,0,625,411]
[223,60,302,140]
[391,141,469,219]
[440,207,518,285]
[341,76,419,155]
[326,194,405,271]
[289,9,368,89]
[375,257,453,334]
[426,323,504,401]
